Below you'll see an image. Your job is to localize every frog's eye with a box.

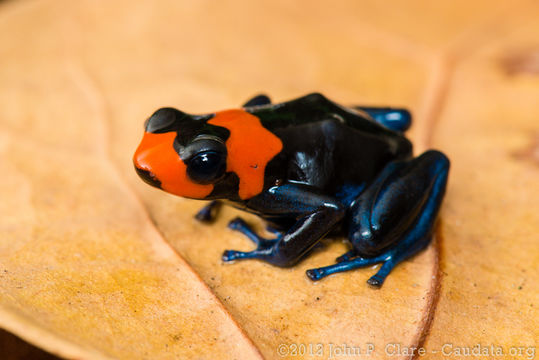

[183,136,227,185]
[186,150,227,185]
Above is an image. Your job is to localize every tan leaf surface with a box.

[424,7,539,357]
[0,0,537,359]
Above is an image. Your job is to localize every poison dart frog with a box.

[133,93,449,287]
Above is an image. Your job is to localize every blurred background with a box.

[0,0,537,358]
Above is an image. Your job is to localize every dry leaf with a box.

[0,0,537,359]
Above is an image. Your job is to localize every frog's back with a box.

[250,93,413,195]
[246,93,402,139]
[246,93,412,164]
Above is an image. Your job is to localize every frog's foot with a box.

[222,239,278,262]
[306,254,386,283]
[223,217,280,262]
[195,200,221,223]
[307,235,436,287]
[228,217,280,246]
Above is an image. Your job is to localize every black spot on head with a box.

[145,108,182,133]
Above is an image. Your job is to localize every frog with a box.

[133,93,450,287]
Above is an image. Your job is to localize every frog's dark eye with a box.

[187,151,227,184]
[183,136,227,185]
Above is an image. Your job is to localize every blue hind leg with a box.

[355,106,412,132]
[306,150,449,287]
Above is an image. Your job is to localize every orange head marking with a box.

[208,109,283,199]
[133,131,213,199]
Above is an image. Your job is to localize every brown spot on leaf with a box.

[512,132,539,165]
[501,49,539,76]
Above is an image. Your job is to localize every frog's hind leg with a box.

[306,150,449,287]
[354,106,411,132]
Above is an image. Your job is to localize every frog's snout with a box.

[133,147,161,189]
[133,130,214,199]
[132,131,174,190]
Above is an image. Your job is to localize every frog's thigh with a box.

[348,150,450,256]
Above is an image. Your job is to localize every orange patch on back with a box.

[208,109,283,200]
[133,131,214,199]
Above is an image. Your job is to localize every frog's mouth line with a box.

[134,166,162,189]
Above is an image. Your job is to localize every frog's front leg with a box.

[222,184,345,267]
[307,150,449,287]
[226,217,280,249]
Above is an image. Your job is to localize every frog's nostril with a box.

[145,108,178,133]
[134,166,162,189]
